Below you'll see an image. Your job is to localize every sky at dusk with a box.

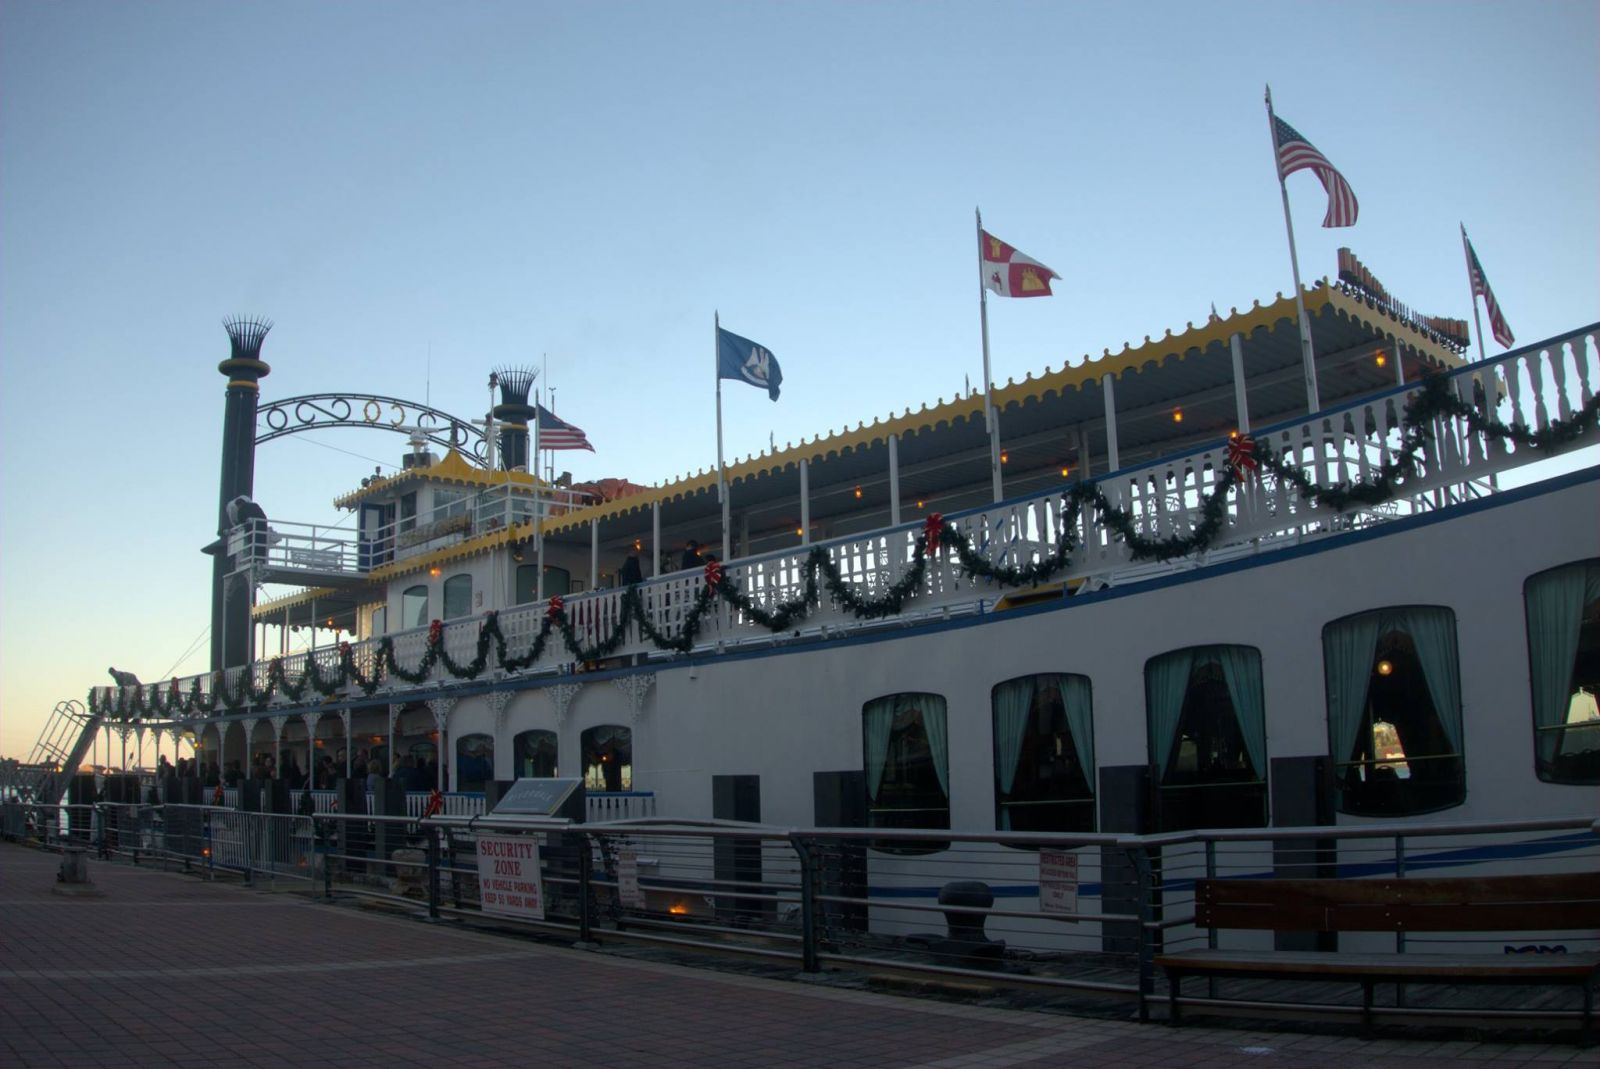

[1,1,1596,759]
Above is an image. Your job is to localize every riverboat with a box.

[31,270,1600,876]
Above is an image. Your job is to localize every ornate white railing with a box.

[100,325,1597,717]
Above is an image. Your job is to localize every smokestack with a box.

[492,366,538,471]
[211,317,272,673]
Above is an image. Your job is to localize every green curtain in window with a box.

[993,681,1033,831]
[993,679,1033,797]
[863,697,896,802]
[1147,650,1194,779]
[1324,614,1381,769]
[1386,608,1462,755]
[1059,674,1095,788]
[917,695,950,800]
[1526,564,1600,765]
[1213,647,1266,779]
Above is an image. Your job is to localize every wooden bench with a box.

[1155,873,1600,1042]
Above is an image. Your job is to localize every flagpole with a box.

[1461,223,1489,363]
[976,207,1003,502]
[715,311,731,562]
[533,387,544,602]
[1266,85,1321,414]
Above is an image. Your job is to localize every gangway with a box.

[24,699,104,806]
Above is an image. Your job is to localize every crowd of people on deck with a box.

[152,749,443,792]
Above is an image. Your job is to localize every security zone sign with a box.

[1038,849,1079,917]
[475,835,544,920]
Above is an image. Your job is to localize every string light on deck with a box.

[1172,408,1184,424]
[1374,349,1388,368]
[1376,659,1394,676]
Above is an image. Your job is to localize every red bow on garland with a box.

[923,513,944,555]
[1226,435,1258,481]
[427,619,444,644]
[212,782,224,806]
[422,788,444,819]
[704,559,723,591]
[546,595,564,621]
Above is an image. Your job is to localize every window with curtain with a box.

[513,729,559,779]
[992,674,1095,834]
[516,565,571,603]
[1145,645,1267,831]
[443,573,473,619]
[455,733,494,792]
[862,693,949,847]
[582,725,632,791]
[1525,560,1600,784]
[1322,606,1464,815]
[401,585,428,629]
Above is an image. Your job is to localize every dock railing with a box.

[94,323,1599,714]
[9,798,1592,1031]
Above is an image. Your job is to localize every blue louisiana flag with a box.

[716,326,782,401]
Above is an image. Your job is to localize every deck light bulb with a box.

[1001,451,1009,464]
[854,486,862,499]
[1377,659,1394,676]
[1060,467,1070,478]
[1375,350,1387,368]
[796,528,803,536]
[1172,408,1183,423]
[633,538,642,551]
[429,566,441,577]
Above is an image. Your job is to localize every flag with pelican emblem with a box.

[716,327,782,401]
[980,230,1058,298]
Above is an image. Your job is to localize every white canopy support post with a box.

[590,517,599,589]
[651,500,661,577]
[799,457,811,544]
[1101,372,1121,472]
[1230,332,1251,434]
[888,433,901,527]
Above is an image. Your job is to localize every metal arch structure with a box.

[256,393,489,465]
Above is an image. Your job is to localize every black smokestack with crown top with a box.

[211,317,272,674]
[492,366,538,471]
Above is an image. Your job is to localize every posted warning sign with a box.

[475,835,544,920]
[1038,849,1079,917]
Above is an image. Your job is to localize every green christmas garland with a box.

[90,371,1597,721]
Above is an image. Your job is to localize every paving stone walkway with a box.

[1,843,1593,1068]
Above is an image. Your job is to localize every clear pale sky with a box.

[2,1,1596,759]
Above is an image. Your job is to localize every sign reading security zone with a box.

[475,835,544,920]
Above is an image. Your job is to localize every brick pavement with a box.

[1,843,1594,1069]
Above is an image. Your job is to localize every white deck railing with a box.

[232,483,595,577]
[104,325,1597,716]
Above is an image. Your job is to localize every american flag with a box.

[1273,116,1358,228]
[1464,232,1515,349]
[535,405,594,452]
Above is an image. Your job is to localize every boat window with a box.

[401,585,428,629]
[863,693,950,853]
[453,733,494,792]
[1525,560,1600,784]
[1145,646,1267,831]
[442,573,472,619]
[433,488,468,521]
[514,564,571,604]
[582,725,631,791]
[513,730,558,778]
[399,492,417,533]
[992,674,1095,836]
[370,605,386,638]
[1323,607,1464,815]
